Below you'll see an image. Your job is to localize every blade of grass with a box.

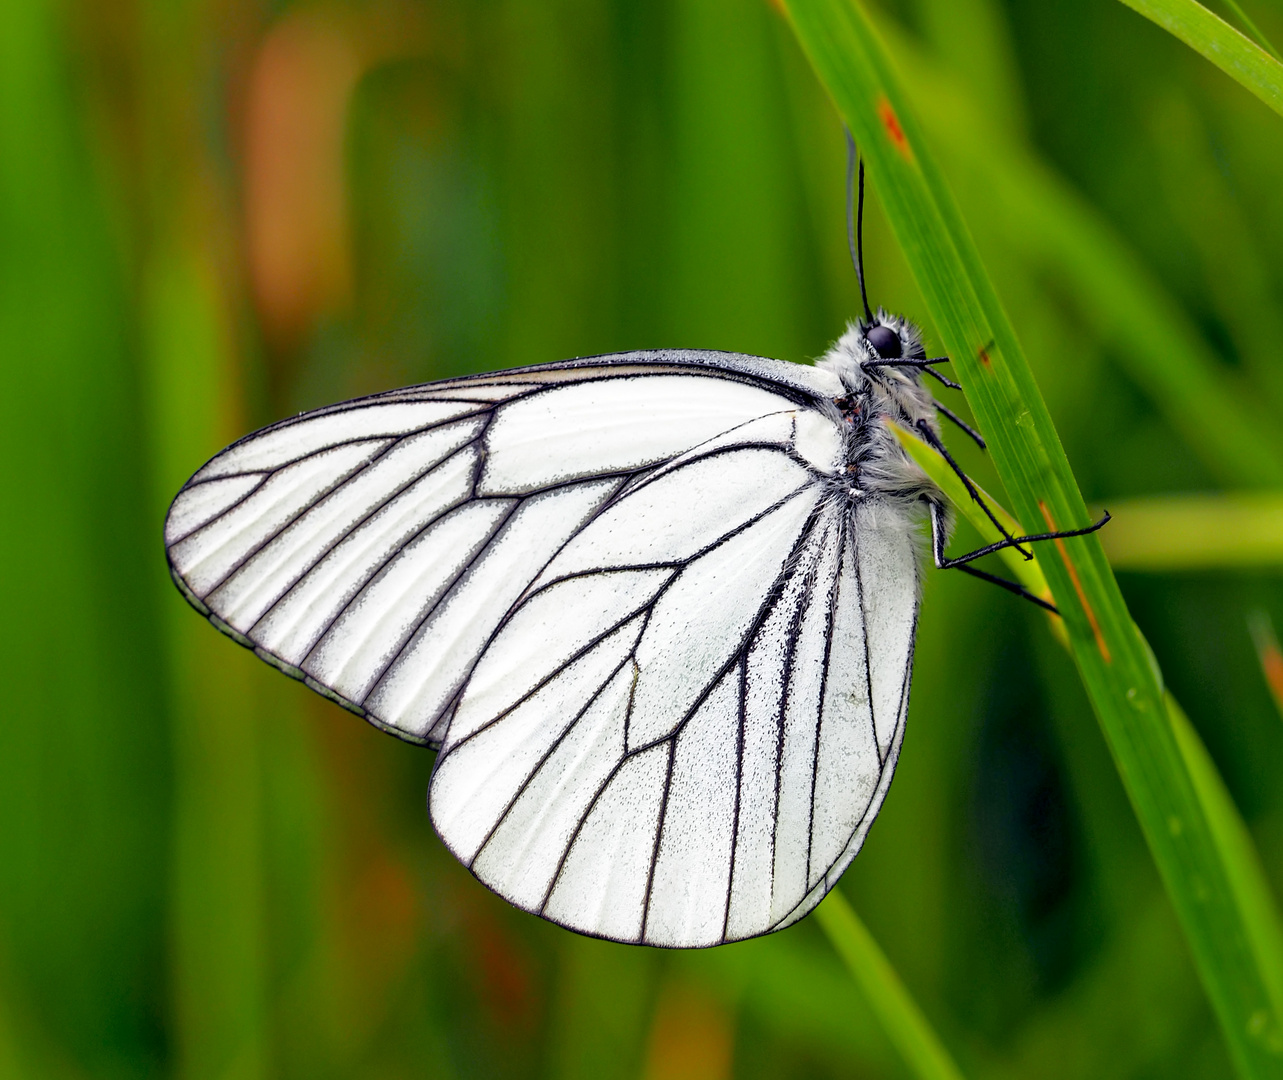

[1167,694,1283,1032]
[871,13,1283,486]
[901,423,1283,1060]
[782,0,1283,1073]
[1097,492,1283,569]
[1115,0,1283,117]
[1217,1,1283,76]
[890,420,1074,646]
[815,892,966,1080]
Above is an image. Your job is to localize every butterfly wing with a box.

[428,426,921,946]
[165,350,919,946]
[165,351,842,745]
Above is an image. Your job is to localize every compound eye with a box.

[866,324,902,359]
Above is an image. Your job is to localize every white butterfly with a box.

[165,160,1104,948]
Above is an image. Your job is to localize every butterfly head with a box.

[864,323,902,358]
[818,310,939,436]
[854,310,925,367]
[820,310,926,386]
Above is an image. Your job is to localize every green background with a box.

[2,0,1282,1076]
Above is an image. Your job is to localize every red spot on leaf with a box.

[1250,615,1283,717]
[1261,645,1283,705]
[1039,501,1111,663]
[877,97,912,161]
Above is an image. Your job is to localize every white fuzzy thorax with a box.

[815,309,954,578]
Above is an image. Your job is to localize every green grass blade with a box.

[1218,0,1283,63]
[872,16,1283,486]
[1115,0,1283,117]
[904,422,1283,1032]
[1098,492,1283,569]
[782,0,1283,1073]
[901,427,1283,1063]
[815,893,966,1080]
[1167,694,1283,1037]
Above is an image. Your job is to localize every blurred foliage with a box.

[2,0,1283,1077]
[1101,492,1283,568]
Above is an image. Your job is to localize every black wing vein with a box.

[722,655,750,943]
[640,741,679,941]
[467,643,646,869]
[245,438,487,637]
[805,513,846,889]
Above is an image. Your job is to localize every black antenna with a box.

[845,130,874,324]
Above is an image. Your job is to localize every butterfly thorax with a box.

[817,311,944,510]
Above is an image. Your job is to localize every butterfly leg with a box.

[926,499,1059,613]
[933,402,986,449]
[914,419,1032,558]
[923,339,995,440]
[926,500,1111,614]
[940,510,1111,568]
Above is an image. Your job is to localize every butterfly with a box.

[164,155,1105,948]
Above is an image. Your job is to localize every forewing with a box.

[164,355,835,746]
